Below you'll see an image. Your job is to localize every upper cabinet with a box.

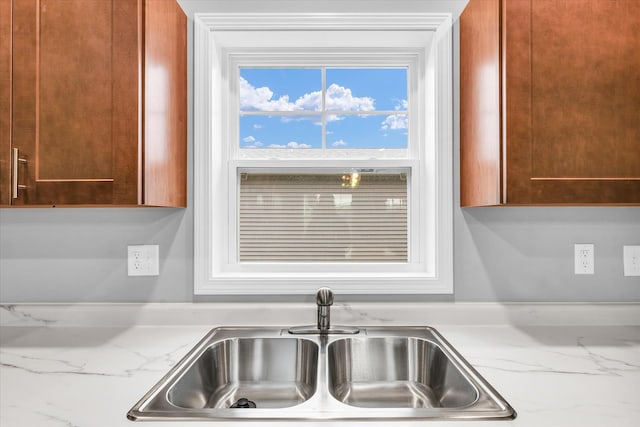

[0,0,186,207]
[460,0,640,206]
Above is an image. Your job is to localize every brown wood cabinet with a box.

[460,0,640,206]
[0,0,186,207]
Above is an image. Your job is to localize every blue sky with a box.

[239,68,408,149]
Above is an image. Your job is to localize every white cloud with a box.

[294,91,322,111]
[289,141,311,148]
[242,135,264,148]
[381,114,408,130]
[253,124,262,129]
[326,84,375,111]
[240,77,319,111]
[394,99,409,111]
[239,77,294,111]
[331,139,347,147]
[240,78,376,114]
[267,141,312,149]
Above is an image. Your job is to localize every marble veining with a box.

[1,305,58,326]
[338,303,396,324]
[1,304,639,427]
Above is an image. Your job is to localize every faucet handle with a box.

[316,287,334,306]
[288,286,359,335]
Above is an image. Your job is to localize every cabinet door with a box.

[9,0,140,205]
[505,0,640,204]
[143,0,187,208]
[0,0,10,205]
[460,0,502,206]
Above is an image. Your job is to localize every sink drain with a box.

[230,398,257,408]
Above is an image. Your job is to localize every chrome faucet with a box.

[316,287,334,333]
[288,287,359,335]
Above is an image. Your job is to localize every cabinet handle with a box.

[12,148,27,199]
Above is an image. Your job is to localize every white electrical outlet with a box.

[128,245,160,276]
[623,245,640,277]
[574,244,594,275]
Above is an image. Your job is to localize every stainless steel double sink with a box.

[128,326,515,421]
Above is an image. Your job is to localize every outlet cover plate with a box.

[623,245,640,277]
[128,245,160,277]
[575,244,594,275]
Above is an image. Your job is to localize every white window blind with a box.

[239,172,408,262]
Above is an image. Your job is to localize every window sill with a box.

[195,273,452,295]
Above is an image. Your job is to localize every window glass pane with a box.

[239,171,408,262]
[326,68,408,111]
[240,68,321,112]
[239,67,409,150]
[240,115,322,149]
[327,114,408,149]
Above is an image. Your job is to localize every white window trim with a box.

[194,12,453,295]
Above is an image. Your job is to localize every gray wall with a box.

[1,0,639,303]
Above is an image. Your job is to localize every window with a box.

[194,10,453,295]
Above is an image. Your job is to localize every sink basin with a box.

[328,337,477,409]
[167,337,318,409]
[128,327,515,421]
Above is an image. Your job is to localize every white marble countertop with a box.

[1,303,639,427]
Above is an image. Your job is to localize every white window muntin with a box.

[194,12,453,295]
